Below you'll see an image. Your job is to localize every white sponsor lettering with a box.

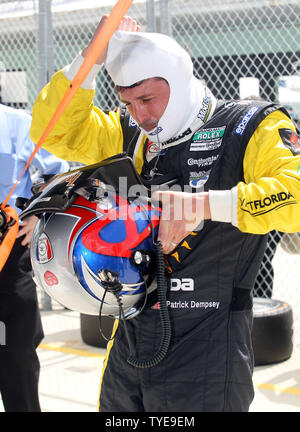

[166,300,220,310]
[170,278,194,291]
[191,301,220,309]
[187,155,218,167]
[234,106,259,136]
[190,139,222,151]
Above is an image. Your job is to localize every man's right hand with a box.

[81,15,140,65]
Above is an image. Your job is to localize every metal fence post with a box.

[159,0,172,36]
[38,0,48,92]
[46,0,54,81]
[146,0,156,32]
[38,0,53,311]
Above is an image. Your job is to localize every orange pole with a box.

[1,0,134,210]
[0,206,19,272]
[0,0,134,272]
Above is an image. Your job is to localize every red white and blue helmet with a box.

[31,191,161,318]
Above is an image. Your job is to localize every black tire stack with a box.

[252,298,293,365]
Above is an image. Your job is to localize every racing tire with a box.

[80,313,115,348]
[252,298,293,366]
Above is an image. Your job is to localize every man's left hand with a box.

[152,191,211,255]
[17,215,39,247]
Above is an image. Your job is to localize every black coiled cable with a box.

[126,240,172,368]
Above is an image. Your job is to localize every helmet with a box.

[31,191,161,318]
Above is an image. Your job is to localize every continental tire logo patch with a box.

[240,192,297,216]
[279,128,300,155]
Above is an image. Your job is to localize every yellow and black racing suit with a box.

[30,70,300,412]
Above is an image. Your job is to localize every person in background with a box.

[0,103,69,412]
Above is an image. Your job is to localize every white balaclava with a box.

[106,31,216,145]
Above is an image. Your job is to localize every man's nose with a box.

[133,106,148,125]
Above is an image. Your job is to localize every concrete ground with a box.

[1,303,299,413]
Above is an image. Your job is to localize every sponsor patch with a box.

[128,115,138,127]
[44,270,58,286]
[234,106,259,136]
[146,141,160,155]
[148,126,163,136]
[151,300,220,310]
[189,170,211,188]
[197,96,212,122]
[190,126,226,151]
[145,140,166,162]
[279,129,300,156]
[37,233,53,263]
[240,191,297,216]
[187,155,218,167]
[170,278,194,291]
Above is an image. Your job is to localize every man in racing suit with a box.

[29,16,300,412]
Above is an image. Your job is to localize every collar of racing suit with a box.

[106,30,217,147]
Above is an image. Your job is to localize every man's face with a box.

[119,78,170,132]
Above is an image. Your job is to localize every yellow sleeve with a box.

[237,110,300,234]
[30,70,124,165]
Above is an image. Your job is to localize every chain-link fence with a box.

[0,0,299,341]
